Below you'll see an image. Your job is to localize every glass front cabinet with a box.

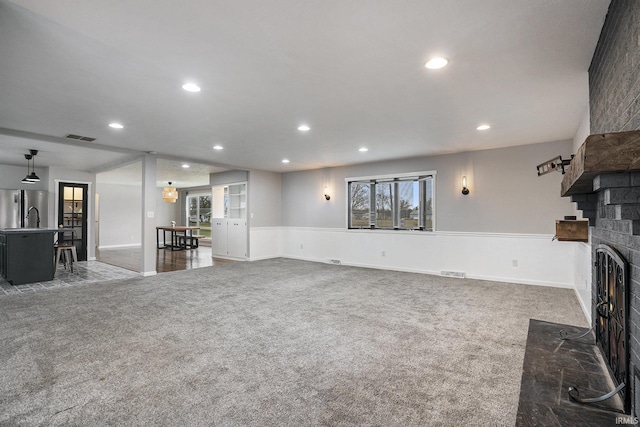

[211,182,247,259]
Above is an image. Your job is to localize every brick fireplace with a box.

[564,131,640,415]
[573,0,640,415]
[514,1,640,422]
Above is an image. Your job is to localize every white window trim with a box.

[345,170,437,232]
[345,170,437,183]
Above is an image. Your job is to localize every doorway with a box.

[58,182,89,261]
[186,192,212,241]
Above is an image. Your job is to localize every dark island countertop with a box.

[0,228,72,234]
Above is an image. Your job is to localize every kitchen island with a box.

[0,228,61,285]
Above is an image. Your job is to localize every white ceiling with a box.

[96,159,220,189]
[0,0,610,182]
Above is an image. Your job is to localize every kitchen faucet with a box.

[26,206,40,228]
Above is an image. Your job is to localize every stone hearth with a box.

[516,320,625,426]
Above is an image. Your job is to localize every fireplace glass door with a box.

[595,244,629,411]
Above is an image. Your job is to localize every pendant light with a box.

[21,154,35,184]
[27,149,40,182]
[162,181,178,203]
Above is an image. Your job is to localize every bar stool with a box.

[55,243,78,273]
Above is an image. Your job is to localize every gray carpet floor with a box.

[0,258,587,426]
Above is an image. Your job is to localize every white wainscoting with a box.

[249,227,282,260]
[250,227,581,289]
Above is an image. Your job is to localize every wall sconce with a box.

[162,181,178,203]
[461,176,470,195]
[324,186,331,201]
[536,155,573,176]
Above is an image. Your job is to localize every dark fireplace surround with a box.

[564,130,640,416]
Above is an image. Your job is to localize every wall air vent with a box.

[64,134,96,142]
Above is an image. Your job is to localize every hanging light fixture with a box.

[162,181,178,203]
[21,154,35,184]
[26,149,40,182]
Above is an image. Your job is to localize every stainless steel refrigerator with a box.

[0,189,48,229]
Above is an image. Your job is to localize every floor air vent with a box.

[441,270,465,278]
[65,134,96,142]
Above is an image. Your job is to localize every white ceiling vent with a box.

[65,134,96,142]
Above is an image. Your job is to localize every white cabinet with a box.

[211,219,227,256]
[211,218,247,258]
[211,182,247,259]
[227,219,247,258]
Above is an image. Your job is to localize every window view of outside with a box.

[348,175,433,231]
[375,182,394,228]
[187,194,212,238]
[349,182,370,227]
[398,180,419,229]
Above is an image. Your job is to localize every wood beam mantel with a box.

[561,130,640,196]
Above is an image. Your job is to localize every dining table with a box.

[156,225,200,251]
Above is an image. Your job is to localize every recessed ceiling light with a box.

[182,164,190,168]
[476,124,491,130]
[282,159,290,164]
[298,125,310,131]
[182,82,201,92]
[108,122,124,129]
[359,147,368,152]
[213,145,223,150]
[425,57,449,70]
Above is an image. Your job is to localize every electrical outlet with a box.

[300,244,304,249]
[512,259,518,267]
[381,251,386,257]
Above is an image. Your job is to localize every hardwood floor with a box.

[96,245,235,273]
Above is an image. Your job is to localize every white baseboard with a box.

[98,243,141,249]
[212,255,247,261]
[574,287,592,325]
[465,273,573,289]
[248,255,281,261]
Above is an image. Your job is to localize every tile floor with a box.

[0,260,138,297]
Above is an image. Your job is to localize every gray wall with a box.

[589,0,640,133]
[157,187,182,226]
[1,164,97,257]
[47,166,96,259]
[282,139,577,234]
[249,169,281,227]
[96,183,181,247]
[0,164,49,192]
[97,183,141,247]
[210,170,248,186]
